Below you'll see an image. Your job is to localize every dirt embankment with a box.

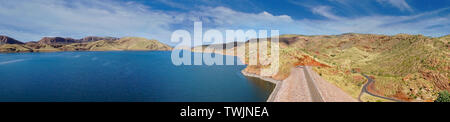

[366,79,410,101]
[197,46,357,102]
[268,67,357,102]
[270,68,312,102]
[294,55,330,67]
[306,67,357,102]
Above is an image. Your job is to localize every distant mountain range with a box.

[0,35,172,52]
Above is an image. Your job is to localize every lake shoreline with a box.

[0,49,172,54]
[241,70,282,102]
[190,49,285,102]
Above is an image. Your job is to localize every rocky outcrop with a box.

[0,35,24,45]
[38,37,78,45]
[79,36,119,42]
[37,36,120,45]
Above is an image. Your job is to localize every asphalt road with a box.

[358,74,402,102]
[300,66,324,102]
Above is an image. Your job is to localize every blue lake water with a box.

[0,51,274,102]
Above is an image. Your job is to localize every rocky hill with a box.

[37,36,120,45]
[297,34,449,101]
[62,37,172,51]
[0,35,172,52]
[79,36,119,42]
[0,35,24,45]
[38,37,78,45]
[196,33,449,101]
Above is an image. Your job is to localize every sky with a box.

[0,0,449,45]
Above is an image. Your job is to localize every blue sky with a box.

[0,0,449,45]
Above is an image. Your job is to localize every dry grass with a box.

[211,33,449,101]
[360,93,395,102]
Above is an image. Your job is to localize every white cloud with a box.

[186,5,448,42]
[156,0,189,10]
[178,6,299,45]
[311,6,343,20]
[295,7,450,37]
[0,0,447,46]
[377,0,413,12]
[0,0,296,45]
[191,6,294,28]
[0,0,182,42]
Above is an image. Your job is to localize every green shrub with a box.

[435,91,450,102]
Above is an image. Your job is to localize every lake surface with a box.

[0,51,274,102]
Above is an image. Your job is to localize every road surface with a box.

[358,74,402,102]
[270,66,357,102]
[302,66,324,102]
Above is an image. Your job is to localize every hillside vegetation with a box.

[198,33,449,101]
[306,34,448,101]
